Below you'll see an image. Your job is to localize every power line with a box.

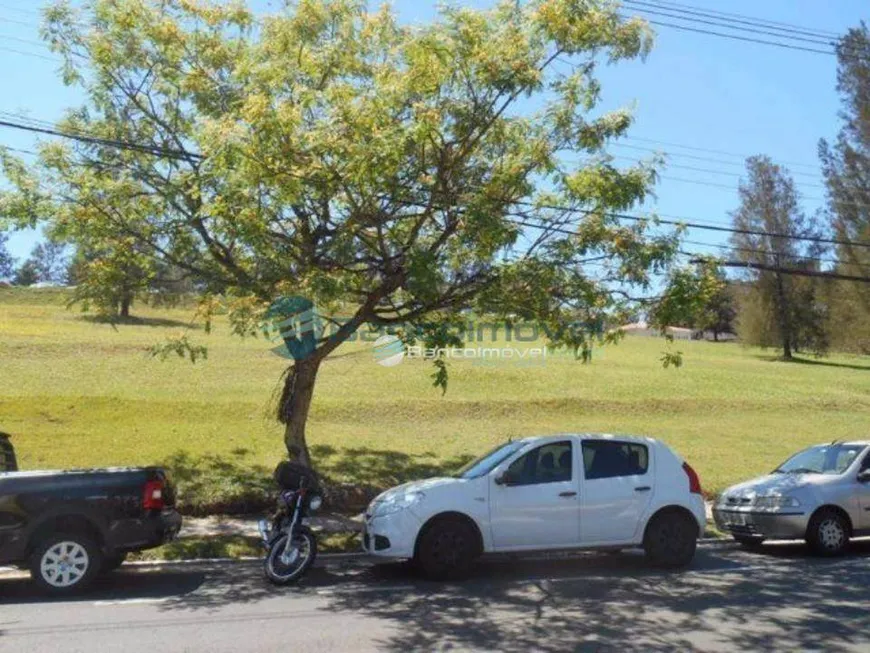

[0,32,55,52]
[627,16,836,56]
[0,16,39,30]
[621,136,821,171]
[610,143,823,180]
[0,117,201,161]
[603,154,827,190]
[702,259,870,283]
[4,110,870,251]
[636,0,841,39]
[512,215,870,280]
[682,239,840,266]
[0,45,56,62]
[3,108,842,206]
[623,2,837,47]
[507,200,870,251]
[652,174,830,204]
[0,3,43,18]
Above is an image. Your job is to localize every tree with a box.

[819,23,870,354]
[30,240,68,284]
[0,0,695,467]
[13,259,39,286]
[64,240,154,318]
[694,271,736,341]
[0,232,14,280]
[730,156,826,359]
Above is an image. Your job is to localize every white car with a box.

[362,433,706,579]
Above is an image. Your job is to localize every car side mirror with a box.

[858,470,870,483]
[494,471,514,486]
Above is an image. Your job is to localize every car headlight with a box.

[754,495,801,509]
[308,494,323,511]
[371,491,425,517]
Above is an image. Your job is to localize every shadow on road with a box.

[317,542,870,652]
[0,569,207,605]
[2,542,870,651]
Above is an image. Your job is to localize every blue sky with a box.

[0,0,864,264]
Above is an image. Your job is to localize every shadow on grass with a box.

[161,446,472,516]
[79,314,201,329]
[162,450,275,516]
[756,353,870,372]
[311,444,474,488]
[131,535,263,561]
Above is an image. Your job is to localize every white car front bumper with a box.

[361,509,422,559]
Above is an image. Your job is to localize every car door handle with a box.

[635,486,651,492]
[559,491,578,498]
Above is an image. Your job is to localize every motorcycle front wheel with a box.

[264,530,317,585]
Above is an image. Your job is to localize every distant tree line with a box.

[673,23,870,359]
[0,234,198,318]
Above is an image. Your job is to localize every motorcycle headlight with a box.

[754,495,801,509]
[308,494,323,511]
[371,491,425,517]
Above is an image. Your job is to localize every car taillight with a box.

[143,479,165,510]
[682,462,702,495]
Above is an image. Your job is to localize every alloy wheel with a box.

[40,541,90,588]
[818,518,846,551]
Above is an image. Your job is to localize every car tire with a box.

[30,532,103,595]
[806,509,850,556]
[414,517,478,581]
[102,551,128,573]
[643,510,698,568]
[734,536,765,549]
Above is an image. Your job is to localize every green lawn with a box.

[2,287,870,513]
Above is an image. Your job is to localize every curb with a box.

[124,552,372,567]
[0,552,373,577]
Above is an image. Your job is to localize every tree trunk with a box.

[119,294,132,318]
[774,272,793,360]
[277,357,322,468]
[713,330,719,342]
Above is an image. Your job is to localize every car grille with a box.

[726,496,752,506]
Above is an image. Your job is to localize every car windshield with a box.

[454,441,526,479]
[773,444,867,475]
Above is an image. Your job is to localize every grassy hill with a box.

[2,287,869,513]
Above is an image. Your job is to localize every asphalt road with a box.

[1,541,869,653]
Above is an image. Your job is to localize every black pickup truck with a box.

[0,433,182,594]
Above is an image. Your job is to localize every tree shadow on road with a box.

[0,569,208,606]
[321,543,870,652]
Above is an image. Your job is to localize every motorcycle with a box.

[258,461,323,585]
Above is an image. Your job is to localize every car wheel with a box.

[806,509,850,556]
[643,510,698,568]
[30,532,103,595]
[414,517,478,581]
[102,551,128,573]
[734,536,765,549]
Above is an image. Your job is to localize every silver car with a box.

[713,441,870,554]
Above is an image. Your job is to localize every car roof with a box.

[518,433,659,445]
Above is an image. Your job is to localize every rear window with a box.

[582,440,648,480]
